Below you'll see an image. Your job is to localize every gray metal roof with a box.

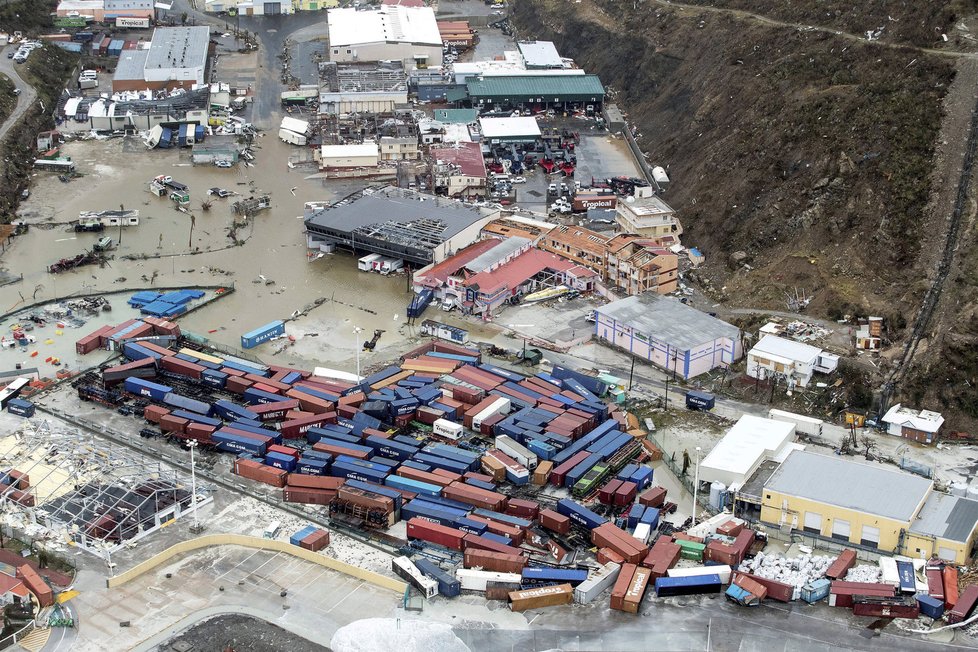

[465,236,529,273]
[304,186,489,246]
[114,49,149,81]
[910,492,978,543]
[596,294,740,350]
[145,26,209,72]
[766,450,933,522]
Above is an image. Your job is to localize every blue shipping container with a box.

[162,393,212,416]
[241,320,286,349]
[414,558,461,597]
[329,461,388,484]
[556,498,607,530]
[296,458,329,475]
[290,525,317,546]
[124,378,173,401]
[453,517,488,535]
[385,474,442,498]
[400,501,464,527]
[521,568,589,586]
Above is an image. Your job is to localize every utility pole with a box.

[188,439,202,533]
[692,446,702,527]
[354,327,363,379]
[628,355,635,391]
[118,203,124,245]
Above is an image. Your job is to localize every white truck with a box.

[278,128,307,146]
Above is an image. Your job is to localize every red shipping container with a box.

[479,412,505,436]
[464,471,496,484]
[398,466,455,488]
[466,515,525,545]
[610,563,638,611]
[417,406,445,425]
[8,489,33,507]
[6,470,28,490]
[829,581,896,608]
[220,366,246,377]
[121,322,154,340]
[622,566,651,613]
[925,566,944,604]
[853,596,919,618]
[550,451,591,487]
[613,481,638,507]
[732,574,768,602]
[287,474,345,490]
[464,548,527,574]
[597,547,625,565]
[407,518,465,551]
[363,428,391,440]
[539,509,570,534]
[185,423,216,444]
[505,498,539,519]
[161,357,205,380]
[639,486,667,508]
[226,376,253,394]
[443,482,508,511]
[76,325,115,355]
[716,519,744,537]
[159,415,189,434]
[591,523,647,564]
[285,388,335,414]
[300,529,330,551]
[598,479,623,505]
[247,399,300,421]
[339,391,366,406]
[948,585,978,624]
[462,533,522,556]
[431,468,464,483]
[944,566,959,609]
[16,564,53,607]
[735,572,795,603]
[279,412,337,439]
[252,382,282,395]
[268,444,300,459]
[234,458,287,487]
[825,549,856,580]
[245,374,291,392]
[144,405,169,424]
[284,488,336,505]
[285,410,315,420]
[312,441,369,460]
[642,537,680,574]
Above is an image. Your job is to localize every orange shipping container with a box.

[508,583,573,611]
[622,566,651,613]
[610,563,637,611]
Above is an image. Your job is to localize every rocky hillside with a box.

[511,0,978,428]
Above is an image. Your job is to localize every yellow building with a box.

[294,0,336,10]
[760,450,978,564]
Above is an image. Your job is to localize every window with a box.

[347,49,352,54]
[802,512,822,535]
[831,518,851,542]
[860,525,880,548]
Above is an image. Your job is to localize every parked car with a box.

[12,88,20,96]
[214,159,233,168]
[512,176,526,184]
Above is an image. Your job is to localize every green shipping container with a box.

[677,539,706,561]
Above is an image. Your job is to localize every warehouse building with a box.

[594,294,742,379]
[758,450,978,564]
[203,0,294,14]
[113,27,211,92]
[319,142,380,171]
[327,6,443,67]
[304,186,498,265]
[517,41,564,69]
[319,61,409,114]
[479,116,542,145]
[465,75,604,113]
[699,416,799,490]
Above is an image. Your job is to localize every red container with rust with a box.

[406,518,466,551]
[539,509,570,535]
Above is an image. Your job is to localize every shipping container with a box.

[509,583,574,611]
[406,517,466,550]
[574,562,621,604]
[163,393,212,416]
[736,572,795,603]
[948,585,978,624]
[455,568,523,592]
[555,498,607,530]
[853,595,919,619]
[464,549,526,574]
[521,567,588,587]
[828,581,896,608]
[654,574,722,597]
[917,594,945,619]
[392,556,438,598]
[801,578,831,604]
[667,565,732,585]
[539,509,570,535]
[124,377,173,401]
[241,320,286,349]
[415,558,461,597]
[825,549,856,580]
[7,398,34,418]
[896,560,916,594]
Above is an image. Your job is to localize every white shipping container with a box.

[455,569,523,592]
[494,434,538,470]
[392,556,438,599]
[472,397,511,431]
[358,253,382,271]
[632,523,651,544]
[433,418,464,440]
[667,564,732,585]
[768,408,823,437]
[278,129,307,146]
[574,562,621,604]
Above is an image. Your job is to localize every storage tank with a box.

[709,481,727,511]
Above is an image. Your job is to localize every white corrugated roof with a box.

[881,403,944,433]
[700,415,796,483]
[327,6,441,48]
[320,142,379,158]
[749,334,821,364]
[478,116,541,139]
[280,116,309,134]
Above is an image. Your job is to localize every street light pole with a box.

[692,446,702,528]
[354,327,363,379]
[188,439,200,533]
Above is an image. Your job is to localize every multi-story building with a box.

[538,224,610,280]
[430,141,486,199]
[616,186,682,242]
[379,135,420,161]
[606,236,678,295]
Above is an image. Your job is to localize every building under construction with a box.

[319,61,409,114]
[303,186,499,265]
[0,419,210,555]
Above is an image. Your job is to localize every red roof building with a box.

[431,142,487,199]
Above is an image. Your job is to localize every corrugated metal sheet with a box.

[466,75,604,99]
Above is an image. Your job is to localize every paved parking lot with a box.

[72,546,399,652]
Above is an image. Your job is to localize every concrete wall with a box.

[330,42,443,67]
[435,213,496,263]
[105,534,407,593]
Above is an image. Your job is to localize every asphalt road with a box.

[0,45,37,141]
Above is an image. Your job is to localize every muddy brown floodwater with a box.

[2,126,462,372]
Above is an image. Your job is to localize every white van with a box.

[263,520,281,539]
